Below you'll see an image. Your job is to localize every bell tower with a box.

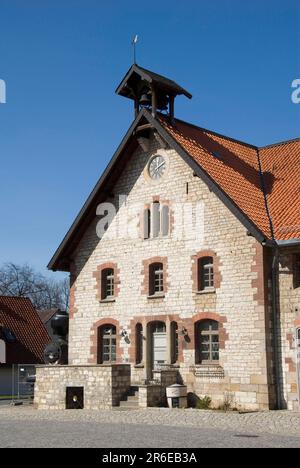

[116,65,192,122]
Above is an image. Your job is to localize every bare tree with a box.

[0,263,69,311]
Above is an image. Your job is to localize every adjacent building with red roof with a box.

[0,296,50,396]
[38,65,300,411]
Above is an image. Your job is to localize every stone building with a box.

[35,65,300,411]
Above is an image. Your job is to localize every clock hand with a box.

[156,161,166,171]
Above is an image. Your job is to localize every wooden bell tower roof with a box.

[115,64,192,119]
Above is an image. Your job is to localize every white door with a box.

[153,332,167,365]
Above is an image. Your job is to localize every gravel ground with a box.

[1,405,300,448]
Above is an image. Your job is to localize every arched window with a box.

[195,320,219,364]
[171,321,178,364]
[149,263,164,296]
[142,203,170,239]
[97,324,117,364]
[152,202,161,238]
[161,205,170,237]
[198,257,214,291]
[143,208,151,239]
[135,323,143,365]
[101,268,115,300]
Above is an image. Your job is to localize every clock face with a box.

[148,155,167,180]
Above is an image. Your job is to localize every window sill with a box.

[100,298,116,304]
[134,364,145,369]
[147,294,165,300]
[195,288,216,295]
[143,234,170,241]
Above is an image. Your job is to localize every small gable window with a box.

[143,202,170,239]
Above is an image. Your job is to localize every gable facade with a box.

[43,65,300,411]
[67,132,275,411]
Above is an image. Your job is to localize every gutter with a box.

[277,238,300,247]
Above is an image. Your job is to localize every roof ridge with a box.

[255,149,276,241]
[0,295,31,301]
[259,136,300,150]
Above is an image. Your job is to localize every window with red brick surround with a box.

[141,257,169,296]
[191,250,221,292]
[93,262,120,301]
[89,317,121,364]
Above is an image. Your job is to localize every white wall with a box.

[0,339,6,364]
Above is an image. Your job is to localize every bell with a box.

[139,93,152,106]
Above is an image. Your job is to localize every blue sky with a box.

[0,0,299,279]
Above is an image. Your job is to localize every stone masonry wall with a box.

[34,365,130,410]
[278,250,300,411]
[68,133,272,411]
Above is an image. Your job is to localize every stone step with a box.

[119,400,139,408]
[127,395,139,402]
[120,395,139,402]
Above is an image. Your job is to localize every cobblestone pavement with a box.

[0,405,300,447]
[1,418,300,448]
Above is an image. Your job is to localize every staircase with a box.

[119,386,139,409]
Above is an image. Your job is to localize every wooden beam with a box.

[153,131,168,149]
[137,137,150,152]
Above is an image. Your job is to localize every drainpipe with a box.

[271,244,282,409]
[256,149,281,409]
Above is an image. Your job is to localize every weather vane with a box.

[132,35,138,65]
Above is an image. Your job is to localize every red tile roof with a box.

[48,109,300,272]
[0,296,51,365]
[260,140,300,241]
[160,117,300,241]
[37,308,59,325]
